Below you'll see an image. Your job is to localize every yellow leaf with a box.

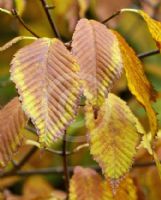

[15,0,26,16]
[113,30,158,138]
[77,0,89,18]
[85,93,140,183]
[121,9,161,48]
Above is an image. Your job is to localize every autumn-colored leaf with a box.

[3,176,66,200]
[10,38,80,147]
[113,30,158,138]
[69,166,113,200]
[121,9,161,48]
[69,166,137,200]
[85,93,141,183]
[0,97,27,167]
[72,19,123,107]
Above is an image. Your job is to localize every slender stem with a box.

[40,0,61,39]
[102,10,121,24]
[1,159,160,178]
[11,9,39,38]
[46,143,89,156]
[62,131,70,198]
[0,146,37,178]
[137,49,160,59]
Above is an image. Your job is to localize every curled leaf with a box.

[113,30,158,138]
[0,97,27,167]
[121,9,161,48]
[72,19,123,107]
[10,38,80,147]
[85,93,140,183]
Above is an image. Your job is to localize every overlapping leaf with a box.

[10,38,80,147]
[69,166,137,200]
[72,19,123,107]
[85,93,141,182]
[121,9,161,48]
[69,166,113,200]
[0,97,27,167]
[113,31,158,138]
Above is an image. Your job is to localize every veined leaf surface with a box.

[113,31,158,138]
[85,93,140,181]
[72,19,123,107]
[10,38,80,147]
[69,166,137,200]
[0,97,27,167]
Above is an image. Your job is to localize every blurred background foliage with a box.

[0,0,161,199]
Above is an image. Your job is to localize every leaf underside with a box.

[72,18,123,107]
[10,38,80,147]
[0,97,27,167]
[86,93,140,182]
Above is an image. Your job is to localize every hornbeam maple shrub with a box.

[0,1,161,200]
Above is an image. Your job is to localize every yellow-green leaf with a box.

[15,0,26,15]
[10,38,80,147]
[72,19,123,107]
[85,93,140,182]
[113,30,158,138]
[121,9,161,48]
[0,97,27,167]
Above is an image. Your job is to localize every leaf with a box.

[153,152,161,180]
[69,166,137,200]
[0,97,27,167]
[0,36,37,52]
[15,0,26,16]
[85,93,140,182]
[121,9,161,48]
[72,19,123,107]
[77,0,89,18]
[10,38,80,147]
[113,30,158,138]
[69,166,113,200]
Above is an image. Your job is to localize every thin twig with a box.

[1,159,160,178]
[40,0,61,39]
[137,49,160,59]
[46,143,89,156]
[11,9,39,38]
[0,146,37,178]
[102,10,121,24]
[62,131,70,197]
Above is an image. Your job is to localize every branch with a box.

[62,131,69,196]
[40,0,61,39]
[137,49,160,59]
[102,10,121,24]
[11,9,39,38]
[0,146,37,178]
[1,159,160,178]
